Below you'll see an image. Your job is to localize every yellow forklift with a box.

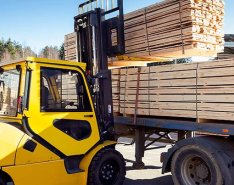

[0,0,126,184]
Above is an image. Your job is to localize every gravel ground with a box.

[116,144,174,185]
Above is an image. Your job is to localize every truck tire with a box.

[171,144,223,185]
[88,148,126,185]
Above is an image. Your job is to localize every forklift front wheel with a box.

[88,148,126,185]
[0,173,9,185]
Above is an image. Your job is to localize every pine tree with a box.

[59,43,65,60]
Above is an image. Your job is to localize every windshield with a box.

[0,69,20,116]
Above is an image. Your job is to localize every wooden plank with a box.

[198,103,234,112]
[150,63,197,72]
[150,109,196,118]
[197,111,234,121]
[198,76,234,86]
[149,78,196,87]
[150,70,197,80]
[121,101,196,110]
[198,86,234,94]
[197,95,234,103]
[121,94,196,102]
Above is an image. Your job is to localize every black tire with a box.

[171,145,223,185]
[88,148,126,185]
[0,174,7,185]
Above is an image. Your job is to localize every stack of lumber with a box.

[224,34,234,43]
[0,86,17,116]
[122,0,225,58]
[112,58,234,122]
[217,53,234,59]
[64,32,77,61]
[197,60,234,121]
[64,32,170,67]
[112,69,121,113]
[118,64,197,118]
[218,47,234,59]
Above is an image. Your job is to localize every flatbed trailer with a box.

[115,115,234,185]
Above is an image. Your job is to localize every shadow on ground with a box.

[124,175,173,185]
[126,165,161,171]
[125,159,162,170]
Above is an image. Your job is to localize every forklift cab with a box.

[0,57,125,185]
[22,57,100,156]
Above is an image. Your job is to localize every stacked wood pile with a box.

[217,35,234,59]
[217,53,234,59]
[122,0,225,58]
[112,69,121,113]
[224,34,234,42]
[197,60,234,121]
[64,32,77,61]
[112,58,234,122]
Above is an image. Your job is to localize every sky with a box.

[0,0,233,53]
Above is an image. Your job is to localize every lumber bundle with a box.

[0,86,18,116]
[217,53,234,59]
[197,60,234,121]
[112,69,121,113]
[121,0,225,58]
[112,58,234,122]
[64,32,77,61]
[218,47,234,59]
[118,63,197,118]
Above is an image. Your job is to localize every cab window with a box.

[0,69,20,116]
[40,67,92,112]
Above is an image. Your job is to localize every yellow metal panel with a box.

[3,160,86,185]
[24,62,100,156]
[3,141,115,185]
[15,135,60,165]
[2,141,116,185]
[26,57,87,71]
[0,123,24,166]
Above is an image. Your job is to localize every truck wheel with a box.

[171,145,223,185]
[88,148,126,185]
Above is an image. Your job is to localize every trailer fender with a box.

[162,136,234,184]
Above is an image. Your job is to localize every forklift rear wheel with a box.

[88,148,126,185]
[171,145,223,185]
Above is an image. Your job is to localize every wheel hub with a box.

[99,160,119,185]
[182,156,211,185]
[196,163,209,179]
[101,164,115,180]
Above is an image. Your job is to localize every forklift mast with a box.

[74,0,125,139]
